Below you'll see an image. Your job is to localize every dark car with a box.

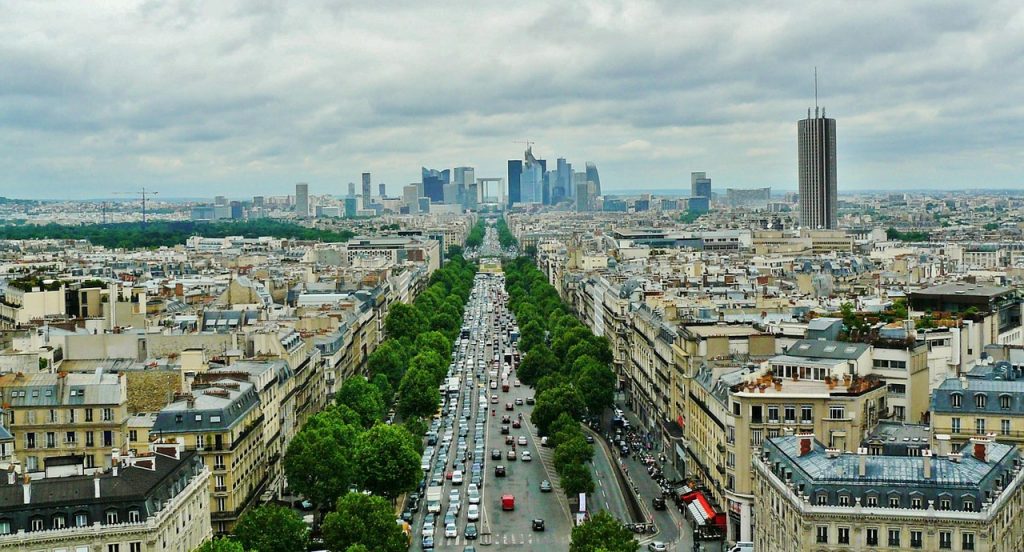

[652,496,667,511]
[585,435,595,444]
[532,519,545,531]
[401,510,413,522]
[512,419,522,429]
[495,465,506,477]
[501,415,511,424]
[525,397,535,405]
[464,523,478,539]
[501,425,510,435]
[539,479,552,492]
[505,402,514,411]
[491,449,502,460]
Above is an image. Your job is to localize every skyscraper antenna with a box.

[814,66,818,110]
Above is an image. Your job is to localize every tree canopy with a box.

[283,405,361,510]
[354,424,422,500]
[570,510,637,552]
[233,504,308,552]
[322,492,410,552]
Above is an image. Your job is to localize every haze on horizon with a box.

[1,1,1022,200]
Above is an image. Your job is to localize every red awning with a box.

[682,491,727,529]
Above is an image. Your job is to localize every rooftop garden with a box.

[7,275,63,292]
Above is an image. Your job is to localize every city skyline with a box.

[2,2,1023,199]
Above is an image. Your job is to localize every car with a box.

[652,497,667,510]
[471,474,483,487]
[514,380,521,387]
[728,543,754,552]
[515,398,524,405]
[540,436,549,447]
[464,522,478,539]
[501,494,515,510]
[401,509,413,522]
[517,436,527,446]
[452,471,463,485]
[506,449,516,460]
[539,479,552,492]
[422,535,435,549]
[501,415,511,424]
[449,489,461,505]
[512,419,521,428]
[445,523,458,538]
[446,470,454,480]
[648,542,667,552]
[585,435,595,444]
[467,503,480,521]
[463,546,477,552]
[521,451,532,462]
[490,395,498,404]
[501,425,510,435]
[532,518,545,531]
[468,484,480,504]
[504,435,514,445]
[495,465,506,477]
[526,397,535,405]
[491,448,502,460]
[423,521,436,538]
[444,511,456,526]
[505,402,514,411]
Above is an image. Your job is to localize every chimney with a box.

[971,435,992,463]
[22,473,30,504]
[857,447,868,477]
[935,434,951,457]
[6,465,14,485]
[798,434,814,456]
[948,452,962,463]
[825,447,841,459]
[960,375,968,390]
[94,471,102,499]
[922,449,933,479]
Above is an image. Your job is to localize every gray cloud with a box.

[0,0,1022,198]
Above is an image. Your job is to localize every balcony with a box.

[213,464,227,471]
[214,485,228,493]
[716,442,726,453]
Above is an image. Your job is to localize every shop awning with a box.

[682,491,726,529]
[687,501,708,526]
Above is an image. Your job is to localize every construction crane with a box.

[112,187,159,225]
[512,140,535,151]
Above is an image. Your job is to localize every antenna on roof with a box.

[814,66,819,118]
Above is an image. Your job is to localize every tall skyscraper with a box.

[555,158,571,202]
[691,172,712,199]
[421,167,449,203]
[378,183,386,198]
[520,147,544,204]
[348,182,356,197]
[798,107,837,229]
[507,160,522,206]
[295,183,309,217]
[585,162,601,196]
[361,173,372,209]
[453,167,474,207]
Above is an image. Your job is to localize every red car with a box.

[446,471,453,480]
[512,419,522,429]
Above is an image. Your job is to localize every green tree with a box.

[518,320,546,353]
[366,340,410,389]
[531,384,585,436]
[409,350,446,386]
[322,492,409,552]
[371,373,394,404]
[384,302,428,342]
[354,424,422,500]
[548,412,584,448]
[335,376,386,428]
[414,331,452,363]
[402,416,428,453]
[559,460,595,496]
[576,360,616,415]
[397,367,441,419]
[517,345,559,387]
[193,539,245,552]
[234,504,308,552]
[284,406,361,510]
[554,435,594,472]
[345,545,371,552]
[570,510,637,552]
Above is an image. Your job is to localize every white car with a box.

[467,504,480,521]
[521,451,532,462]
[517,436,527,446]
[468,484,480,504]
[452,470,463,485]
[445,523,458,538]
[422,521,435,538]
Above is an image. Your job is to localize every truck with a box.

[426,486,443,514]
[446,377,461,397]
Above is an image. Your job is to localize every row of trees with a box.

[464,218,485,248]
[0,219,356,249]
[495,217,516,249]
[503,256,617,499]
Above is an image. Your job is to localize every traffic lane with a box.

[589,430,631,523]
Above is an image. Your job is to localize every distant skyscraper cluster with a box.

[508,147,599,210]
[295,183,309,218]
[798,106,838,229]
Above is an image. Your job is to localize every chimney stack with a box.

[922,449,933,479]
[798,434,814,456]
[971,435,992,463]
[22,473,31,504]
[960,375,969,390]
[94,471,102,499]
[857,447,868,477]
[935,434,951,457]
[6,465,14,485]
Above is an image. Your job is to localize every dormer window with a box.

[951,393,962,408]
[975,394,987,409]
[1000,394,1012,410]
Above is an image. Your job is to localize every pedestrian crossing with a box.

[436,533,547,547]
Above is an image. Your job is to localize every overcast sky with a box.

[2,1,1022,199]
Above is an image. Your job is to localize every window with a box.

[103,430,113,447]
[816,493,827,505]
[888,528,901,546]
[911,497,922,508]
[732,402,740,416]
[784,405,796,423]
[130,544,142,552]
[216,497,226,511]
[939,531,952,549]
[52,514,65,529]
[48,409,57,423]
[964,499,974,511]
[888,496,900,507]
[102,408,113,422]
[1002,419,1011,435]
[816,526,828,544]
[838,494,850,506]
[838,527,849,544]
[801,405,812,423]
[46,432,56,448]
[108,545,120,552]
[129,430,138,442]
[25,432,35,449]
[105,510,119,524]
[951,393,962,408]
[69,409,76,423]
[750,430,763,446]
[66,431,76,444]
[866,528,879,546]
[85,409,93,422]
[962,532,975,550]
[975,394,987,409]
[976,418,986,434]
[911,530,923,548]
[75,513,88,527]
[128,510,141,523]
[951,418,961,433]
[865,495,878,507]
[0,520,9,535]
[1000,394,1012,409]
[829,405,845,419]
[940,498,951,510]
[751,405,763,423]
[30,517,43,531]
[767,406,779,423]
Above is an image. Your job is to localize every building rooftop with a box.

[783,339,870,361]
[911,282,1011,300]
